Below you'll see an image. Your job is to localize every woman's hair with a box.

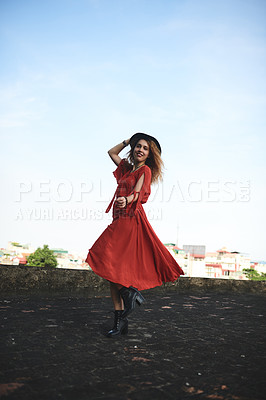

[127,139,164,184]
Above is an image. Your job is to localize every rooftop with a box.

[1,291,265,399]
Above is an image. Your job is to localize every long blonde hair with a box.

[127,139,164,184]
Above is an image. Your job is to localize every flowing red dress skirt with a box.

[86,207,184,290]
[85,159,184,290]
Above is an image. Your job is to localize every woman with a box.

[86,133,184,337]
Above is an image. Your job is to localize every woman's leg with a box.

[110,282,123,310]
[119,287,145,318]
[109,282,145,316]
[107,282,128,337]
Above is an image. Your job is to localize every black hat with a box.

[129,132,162,154]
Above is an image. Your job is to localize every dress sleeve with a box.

[127,166,152,215]
[113,158,131,183]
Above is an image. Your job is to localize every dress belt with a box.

[105,188,118,213]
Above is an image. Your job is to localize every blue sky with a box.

[1,0,266,260]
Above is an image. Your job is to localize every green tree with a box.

[27,245,57,268]
[243,268,266,281]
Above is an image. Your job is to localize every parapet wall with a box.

[0,265,265,297]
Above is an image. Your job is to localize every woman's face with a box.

[133,139,150,164]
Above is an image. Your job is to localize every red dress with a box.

[85,159,184,290]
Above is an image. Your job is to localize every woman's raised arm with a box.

[107,139,130,166]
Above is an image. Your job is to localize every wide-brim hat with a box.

[129,132,161,154]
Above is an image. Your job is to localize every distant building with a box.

[183,245,206,259]
[51,248,90,270]
[205,247,250,279]
[165,244,251,279]
[0,241,34,265]
[182,245,206,277]
[51,248,68,257]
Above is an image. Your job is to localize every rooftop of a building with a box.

[1,267,265,400]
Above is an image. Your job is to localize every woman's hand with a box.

[116,196,127,208]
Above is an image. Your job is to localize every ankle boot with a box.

[119,286,145,319]
[106,310,128,338]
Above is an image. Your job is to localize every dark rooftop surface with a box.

[1,292,266,400]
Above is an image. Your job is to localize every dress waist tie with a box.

[105,188,118,213]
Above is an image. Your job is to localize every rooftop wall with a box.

[1,265,265,296]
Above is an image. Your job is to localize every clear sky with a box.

[1,0,266,260]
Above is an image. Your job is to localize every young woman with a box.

[86,133,184,337]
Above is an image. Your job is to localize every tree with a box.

[27,245,57,268]
[242,268,266,281]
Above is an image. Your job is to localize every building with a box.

[182,245,206,277]
[51,248,90,269]
[165,244,251,279]
[0,241,34,265]
[205,247,250,279]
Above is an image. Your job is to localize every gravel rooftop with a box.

[1,292,266,400]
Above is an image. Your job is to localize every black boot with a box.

[119,286,145,319]
[106,310,128,338]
